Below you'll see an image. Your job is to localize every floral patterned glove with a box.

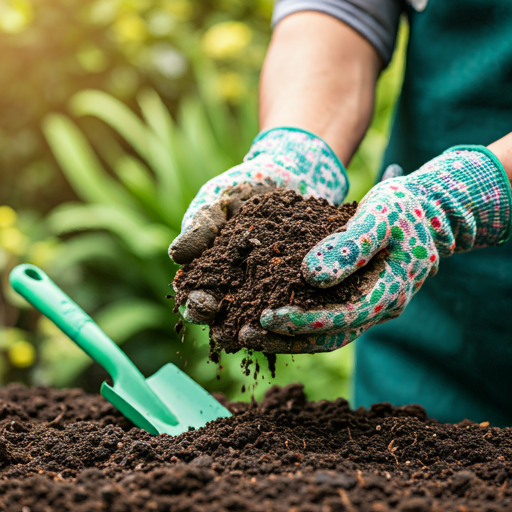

[169,127,348,326]
[169,127,348,265]
[261,145,512,352]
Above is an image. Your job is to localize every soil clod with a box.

[174,190,382,357]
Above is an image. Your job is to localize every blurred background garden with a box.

[0,0,406,403]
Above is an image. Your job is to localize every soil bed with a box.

[173,190,382,356]
[1,383,512,511]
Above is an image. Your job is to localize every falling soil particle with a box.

[174,190,383,358]
[1,383,512,512]
[174,319,183,335]
[265,353,276,379]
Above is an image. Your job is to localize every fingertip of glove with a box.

[301,253,341,289]
[260,308,287,333]
[259,308,274,329]
[168,229,212,264]
[181,294,218,325]
[168,237,190,264]
[170,202,229,264]
[302,231,364,288]
[260,306,302,335]
[239,323,313,354]
[184,290,219,323]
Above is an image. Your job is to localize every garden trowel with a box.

[9,264,231,436]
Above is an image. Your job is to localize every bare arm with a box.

[489,133,512,183]
[259,11,383,167]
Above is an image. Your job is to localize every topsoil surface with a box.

[173,190,381,355]
[1,383,512,512]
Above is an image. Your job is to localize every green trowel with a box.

[9,264,231,435]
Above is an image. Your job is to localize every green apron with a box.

[354,0,512,426]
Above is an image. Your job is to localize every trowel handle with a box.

[9,264,143,383]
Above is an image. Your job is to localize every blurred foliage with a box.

[0,0,407,404]
[0,0,273,212]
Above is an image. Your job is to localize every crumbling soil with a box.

[173,190,382,355]
[1,383,512,512]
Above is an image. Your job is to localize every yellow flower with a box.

[218,72,246,103]
[0,206,17,228]
[9,340,36,368]
[0,0,33,34]
[114,14,147,42]
[0,227,29,255]
[202,21,252,60]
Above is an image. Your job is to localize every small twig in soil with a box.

[388,439,400,465]
[338,489,357,512]
[401,431,417,456]
[347,427,353,441]
[47,405,66,427]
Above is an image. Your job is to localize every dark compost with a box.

[173,190,383,355]
[1,383,512,511]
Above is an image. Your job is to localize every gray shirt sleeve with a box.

[272,0,404,66]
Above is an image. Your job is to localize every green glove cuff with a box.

[245,127,349,205]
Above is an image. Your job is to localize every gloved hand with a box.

[169,127,348,326]
[261,145,512,351]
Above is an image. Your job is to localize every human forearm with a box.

[488,132,512,183]
[260,11,382,167]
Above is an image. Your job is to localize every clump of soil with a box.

[173,190,381,356]
[1,383,512,512]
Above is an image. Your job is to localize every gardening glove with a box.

[260,145,512,352]
[170,127,348,325]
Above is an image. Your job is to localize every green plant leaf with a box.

[71,89,184,224]
[42,114,134,209]
[53,232,122,270]
[47,202,176,259]
[114,155,172,224]
[178,96,233,180]
[95,298,170,345]
[71,90,150,159]
[137,88,174,148]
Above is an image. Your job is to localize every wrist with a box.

[244,127,349,204]
[488,133,512,182]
